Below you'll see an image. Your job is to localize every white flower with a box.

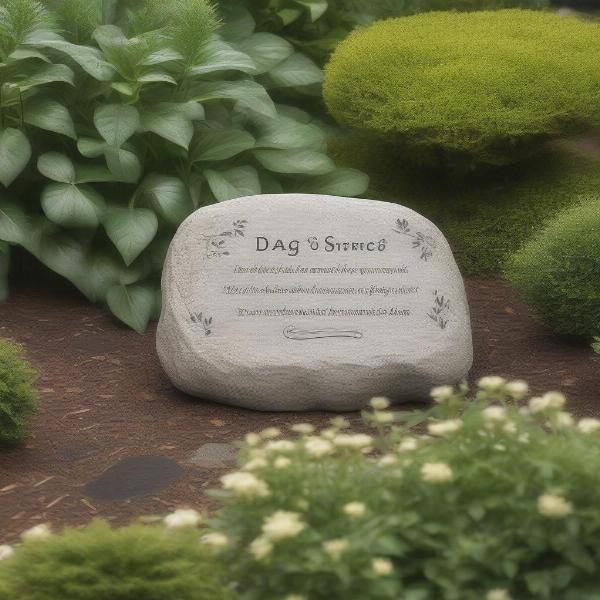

[505,380,529,398]
[378,454,398,466]
[291,423,314,435]
[323,538,349,559]
[428,419,462,436]
[493,444,506,452]
[421,462,453,483]
[487,589,511,600]
[578,418,600,434]
[320,427,337,439]
[529,396,549,413]
[304,437,333,457]
[249,536,273,560]
[285,595,306,600]
[333,433,373,450]
[221,472,270,498]
[262,511,306,541]
[164,509,202,529]
[200,532,229,548]
[477,376,506,391]
[260,427,281,439]
[503,421,518,435]
[538,493,572,518]
[370,396,390,410]
[242,457,268,471]
[21,523,51,541]
[518,433,530,444]
[343,501,366,517]
[371,557,394,576]
[555,411,574,427]
[430,385,454,403]
[373,411,395,424]
[0,545,14,561]
[265,440,295,453]
[482,406,507,422]
[274,456,292,469]
[544,391,566,410]
[398,437,418,452]
[244,432,261,446]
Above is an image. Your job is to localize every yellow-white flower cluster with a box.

[221,471,270,498]
[529,392,566,413]
[428,419,462,436]
[163,508,202,529]
[537,493,572,518]
[421,462,453,483]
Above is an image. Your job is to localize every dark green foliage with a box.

[331,135,600,274]
[506,198,600,340]
[0,337,38,446]
[324,10,600,170]
[0,520,232,600]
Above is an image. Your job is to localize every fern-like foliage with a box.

[0,0,57,58]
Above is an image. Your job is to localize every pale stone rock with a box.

[156,194,472,411]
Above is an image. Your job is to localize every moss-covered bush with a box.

[324,10,600,170]
[0,520,231,600]
[506,198,600,340]
[0,338,38,446]
[209,379,600,599]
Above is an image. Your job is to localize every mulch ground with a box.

[0,276,598,543]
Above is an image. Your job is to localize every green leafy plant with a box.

[592,337,600,354]
[506,197,600,341]
[0,337,38,446]
[0,0,368,332]
[0,519,232,600]
[207,378,600,599]
[324,10,600,171]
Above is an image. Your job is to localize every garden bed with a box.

[0,275,597,543]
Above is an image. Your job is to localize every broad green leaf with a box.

[142,174,193,226]
[192,129,255,162]
[94,104,140,147]
[178,101,205,121]
[278,8,302,25]
[220,6,255,41]
[8,48,49,62]
[38,153,76,183]
[77,251,124,302]
[237,33,293,75]
[255,117,324,150]
[138,72,177,85]
[0,199,28,243]
[141,48,184,66]
[78,138,107,158]
[205,167,261,202]
[105,147,142,183]
[34,40,116,81]
[16,64,75,91]
[103,207,158,265]
[298,168,370,196]
[23,97,76,139]
[31,230,86,282]
[0,129,31,187]
[294,0,328,21]
[254,149,334,175]
[112,82,135,96]
[75,165,117,183]
[0,241,9,302]
[259,172,284,194]
[106,283,155,333]
[267,52,323,88]
[41,183,105,228]
[139,104,194,149]
[188,36,256,76]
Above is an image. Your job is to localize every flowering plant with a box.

[206,378,600,599]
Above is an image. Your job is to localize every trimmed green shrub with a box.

[506,198,600,340]
[0,0,367,332]
[0,338,38,446]
[209,379,600,599]
[331,135,600,274]
[0,520,232,600]
[324,10,600,170]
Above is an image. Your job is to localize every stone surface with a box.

[157,194,473,411]
[186,443,237,468]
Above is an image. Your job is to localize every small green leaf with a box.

[267,52,323,88]
[142,174,193,226]
[94,104,140,147]
[0,198,28,244]
[254,148,334,175]
[78,138,107,158]
[105,147,142,183]
[35,40,116,80]
[23,98,76,139]
[137,72,177,85]
[205,167,261,202]
[188,36,256,76]
[237,33,293,75]
[75,165,117,183]
[278,8,302,25]
[220,6,255,41]
[293,0,328,21]
[106,283,155,333]
[192,129,255,162]
[139,104,194,149]
[41,183,105,228]
[38,153,76,183]
[298,168,370,196]
[8,48,50,62]
[255,117,324,150]
[16,64,75,91]
[0,129,31,187]
[103,207,158,265]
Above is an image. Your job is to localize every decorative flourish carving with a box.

[283,326,363,340]
[428,290,450,329]
[202,219,247,257]
[393,218,437,261]
[190,312,212,336]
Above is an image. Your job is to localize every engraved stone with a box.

[156,194,473,411]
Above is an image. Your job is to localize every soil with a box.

[0,276,598,543]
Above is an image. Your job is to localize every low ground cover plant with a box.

[324,10,600,171]
[0,338,38,446]
[506,197,600,341]
[0,518,232,599]
[206,378,600,599]
[0,0,367,331]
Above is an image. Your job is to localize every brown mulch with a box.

[0,276,598,543]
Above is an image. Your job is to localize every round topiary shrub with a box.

[0,338,38,446]
[506,197,600,340]
[0,520,232,600]
[324,10,600,170]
